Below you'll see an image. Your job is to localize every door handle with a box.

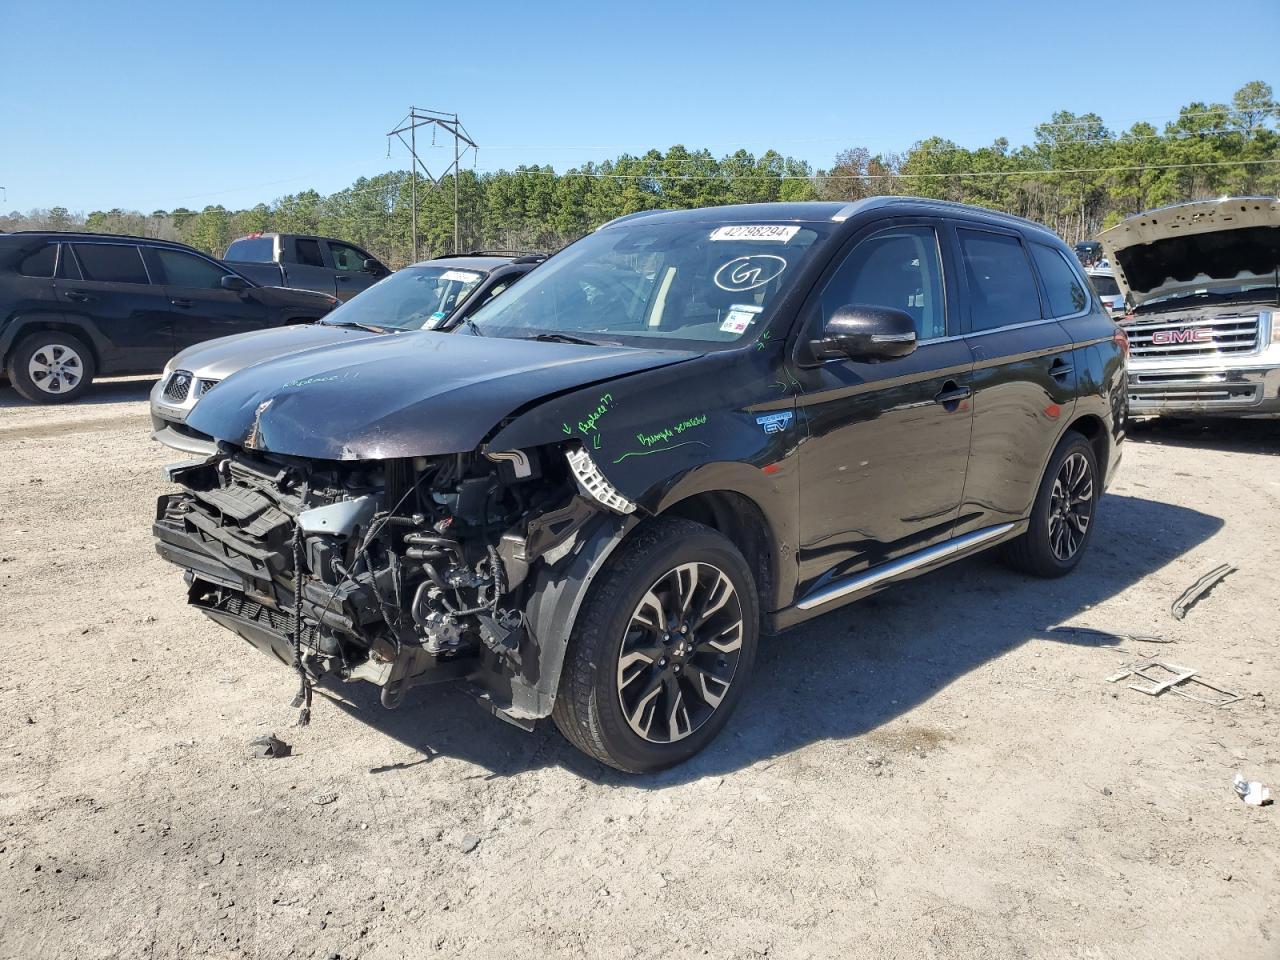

[934,382,972,407]
[170,298,194,308]
[1049,357,1075,381]
[336,274,351,282]
[65,291,94,303]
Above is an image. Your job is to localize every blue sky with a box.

[2,0,1276,213]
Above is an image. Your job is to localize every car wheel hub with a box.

[1048,452,1094,561]
[28,343,84,395]
[616,562,744,744]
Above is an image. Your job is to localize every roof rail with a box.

[443,248,545,258]
[4,229,190,245]
[595,209,672,231]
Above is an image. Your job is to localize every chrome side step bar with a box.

[796,523,1016,611]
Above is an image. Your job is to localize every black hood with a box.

[250,285,340,310]
[185,330,699,460]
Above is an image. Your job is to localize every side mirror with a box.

[362,258,382,274]
[811,304,917,362]
[220,274,249,292]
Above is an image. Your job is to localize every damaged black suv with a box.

[153,199,1125,772]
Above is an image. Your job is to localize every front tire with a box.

[7,331,96,403]
[552,518,760,773]
[1000,432,1100,578]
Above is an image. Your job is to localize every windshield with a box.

[321,265,486,331]
[464,221,828,348]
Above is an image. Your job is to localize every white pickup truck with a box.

[1100,197,1280,419]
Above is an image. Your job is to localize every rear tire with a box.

[7,331,96,404]
[1000,432,1099,578]
[552,518,759,773]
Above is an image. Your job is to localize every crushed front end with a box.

[153,443,623,723]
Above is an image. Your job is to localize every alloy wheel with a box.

[1048,451,1094,561]
[28,343,85,395]
[616,562,744,744]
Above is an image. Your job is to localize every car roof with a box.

[1,230,203,251]
[598,198,1060,241]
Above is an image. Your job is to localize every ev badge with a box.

[755,411,794,435]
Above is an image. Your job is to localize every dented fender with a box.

[507,511,637,718]
[488,347,802,613]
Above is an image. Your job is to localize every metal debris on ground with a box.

[1106,660,1242,707]
[1048,625,1172,644]
[1171,563,1236,620]
[248,733,292,759]
[1233,773,1273,807]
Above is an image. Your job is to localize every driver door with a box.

[795,220,975,595]
[326,240,383,300]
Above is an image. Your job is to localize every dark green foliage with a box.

[4,83,1276,266]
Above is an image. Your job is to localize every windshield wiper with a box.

[322,319,393,334]
[526,332,608,346]
[459,316,485,336]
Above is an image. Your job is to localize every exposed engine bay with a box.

[153,442,625,724]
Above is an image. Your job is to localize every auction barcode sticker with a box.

[439,269,482,283]
[709,225,800,242]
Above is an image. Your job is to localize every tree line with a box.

[4,81,1276,268]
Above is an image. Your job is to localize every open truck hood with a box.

[184,329,699,460]
[1098,197,1280,308]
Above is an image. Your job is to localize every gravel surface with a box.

[1,378,1277,960]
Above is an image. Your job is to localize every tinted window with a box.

[156,249,231,289]
[72,244,149,284]
[1090,274,1120,297]
[18,243,57,278]
[225,236,274,262]
[821,226,947,340]
[1031,242,1089,317]
[295,239,324,267]
[328,242,367,272]
[957,230,1041,331]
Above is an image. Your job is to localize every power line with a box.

[388,106,478,258]
[466,157,1280,181]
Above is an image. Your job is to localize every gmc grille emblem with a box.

[1151,328,1213,345]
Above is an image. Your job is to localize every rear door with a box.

[325,240,384,300]
[950,224,1077,535]
[148,246,269,350]
[58,242,173,372]
[278,236,338,295]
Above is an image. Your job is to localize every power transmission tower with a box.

[387,107,478,262]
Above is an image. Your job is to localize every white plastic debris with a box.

[1233,772,1273,807]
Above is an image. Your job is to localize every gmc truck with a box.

[1100,197,1280,418]
[222,233,391,301]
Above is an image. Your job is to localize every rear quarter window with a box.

[224,237,275,262]
[18,243,57,277]
[1030,242,1090,317]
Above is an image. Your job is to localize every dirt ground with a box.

[1,377,1277,960]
